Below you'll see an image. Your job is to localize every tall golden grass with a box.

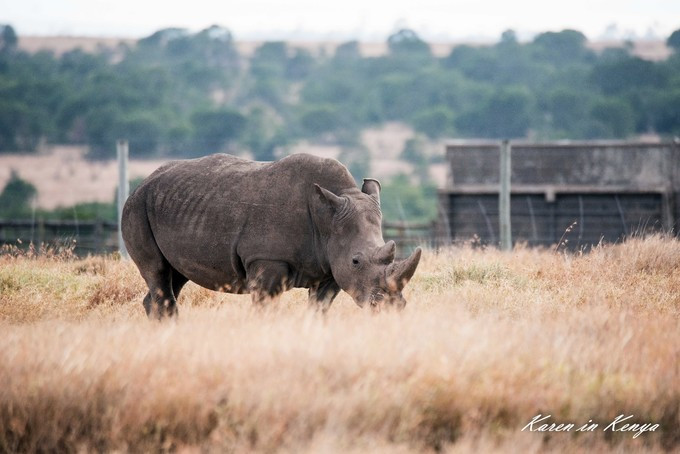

[0,236,678,452]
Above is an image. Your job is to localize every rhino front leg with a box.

[247,260,291,306]
[308,279,340,313]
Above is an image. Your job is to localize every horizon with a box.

[2,0,679,43]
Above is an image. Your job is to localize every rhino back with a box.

[135,153,355,290]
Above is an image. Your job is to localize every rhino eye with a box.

[352,258,360,266]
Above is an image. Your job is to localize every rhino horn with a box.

[361,178,382,202]
[386,247,422,292]
[373,240,396,264]
[314,184,345,211]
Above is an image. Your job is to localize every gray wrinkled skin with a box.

[122,153,421,319]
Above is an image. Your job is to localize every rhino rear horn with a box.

[314,184,345,212]
[374,241,396,264]
[387,247,422,292]
[361,178,381,203]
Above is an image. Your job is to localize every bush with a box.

[380,174,437,223]
[0,171,36,218]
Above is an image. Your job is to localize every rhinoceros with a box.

[122,153,421,318]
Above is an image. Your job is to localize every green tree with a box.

[0,171,36,218]
[531,29,593,63]
[334,41,361,61]
[299,105,340,137]
[286,48,314,80]
[387,29,431,58]
[590,98,635,137]
[84,105,125,158]
[190,108,247,155]
[545,88,590,137]
[591,56,669,95]
[667,28,680,53]
[0,24,18,53]
[443,45,496,81]
[651,88,680,135]
[251,41,288,79]
[456,87,533,138]
[400,136,431,183]
[242,106,288,161]
[380,174,437,223]
[412,106,454,138]
[400,137,427,164]
[117,111,165,156]
[499,29,518,46]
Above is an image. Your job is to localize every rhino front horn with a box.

[387,247,422,292]
[374,241,396,264]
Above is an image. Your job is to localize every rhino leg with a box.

[127,238,180,319]
[140,269,187,318]
[247,260,290,306]
[124,196,190,319]
[308,279,340,313]
[143,267,179,319]
[171,268,189,300]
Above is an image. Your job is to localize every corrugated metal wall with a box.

[438,141,679,249]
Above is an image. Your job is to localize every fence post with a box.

[117,140,129,259]
[499,140,512,251]
[95,219,104,253]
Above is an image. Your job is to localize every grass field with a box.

[0,237,678,452]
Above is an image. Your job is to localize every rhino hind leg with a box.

[139,268,187,319]
[171,268,189,300]
[142,266,179,319]
[123,231,177,319]
[247,260,291,306]
[123,196,187,319]
[308,279,340,313]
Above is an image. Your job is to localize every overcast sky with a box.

[2,0,679,42]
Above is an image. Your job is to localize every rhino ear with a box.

[314,184,345,212]
[361,178,381,203]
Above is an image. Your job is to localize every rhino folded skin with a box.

[122,153,421,318]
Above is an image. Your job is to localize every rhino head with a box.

[314,178,422,309]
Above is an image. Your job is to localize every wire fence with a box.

[0,219,443,257]
[0,220,119,255]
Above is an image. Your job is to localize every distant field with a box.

[0,146,167,209]
[1,236,678,452]
[0,123,447,210]
[18,35,672,60]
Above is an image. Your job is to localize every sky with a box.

[2,0,679,42]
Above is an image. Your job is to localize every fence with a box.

[0,219,440,257]
[382,220,443,256]
[0,220,119,255]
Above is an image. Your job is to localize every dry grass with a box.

[0,236,679,453]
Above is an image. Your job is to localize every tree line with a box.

[1,24,679,161]
[1,24,680,224]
